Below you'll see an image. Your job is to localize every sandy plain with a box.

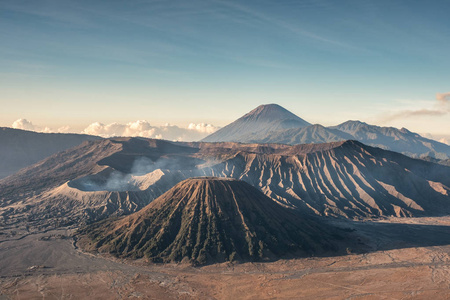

[1,217,450,299]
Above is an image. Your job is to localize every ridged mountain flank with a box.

[77,177,349,265]
[201,104,311,142]
[330,121,450,159]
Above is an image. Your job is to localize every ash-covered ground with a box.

[2,217,450,299]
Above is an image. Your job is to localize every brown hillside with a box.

[77,177,350,265]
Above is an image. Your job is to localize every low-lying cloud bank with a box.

[440,138,450,145]
[436,92,450,103]
[11,117,449,145]
[12,119,72,134]
[11,119,220,142]
[82,120,219,141]
[422,132,450,146]
[380,92,450,123]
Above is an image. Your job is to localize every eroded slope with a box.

[77,178,349,264]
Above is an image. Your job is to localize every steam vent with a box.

[77,177,350,265]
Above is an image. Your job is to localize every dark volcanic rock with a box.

[77,177,347,264]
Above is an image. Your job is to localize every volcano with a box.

[77,177,349,264]
[201,104,311,142]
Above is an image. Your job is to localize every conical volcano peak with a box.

[241,103,309,124]
[242,104,300,121]
[202,104,311,142]
[78,176,347,265]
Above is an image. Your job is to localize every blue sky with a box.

[1,0,449,136]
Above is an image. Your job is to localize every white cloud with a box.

[12,119,73,133]
[82,120,220,141]
[11,119,219,141]
[187,123,217,134]
[11,118,36,131]
[439,138,450,145]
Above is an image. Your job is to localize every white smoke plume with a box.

[11,119,220,141]
[74,155,205,192]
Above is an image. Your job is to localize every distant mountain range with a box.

[0,127,101,179]
[1,104,448,181]
[202,104,450,160]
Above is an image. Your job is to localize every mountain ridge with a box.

[330,120,450,159]
[0,127,101,179]
[201,105,450,159]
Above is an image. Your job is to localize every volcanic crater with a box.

[76,177,356,265]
